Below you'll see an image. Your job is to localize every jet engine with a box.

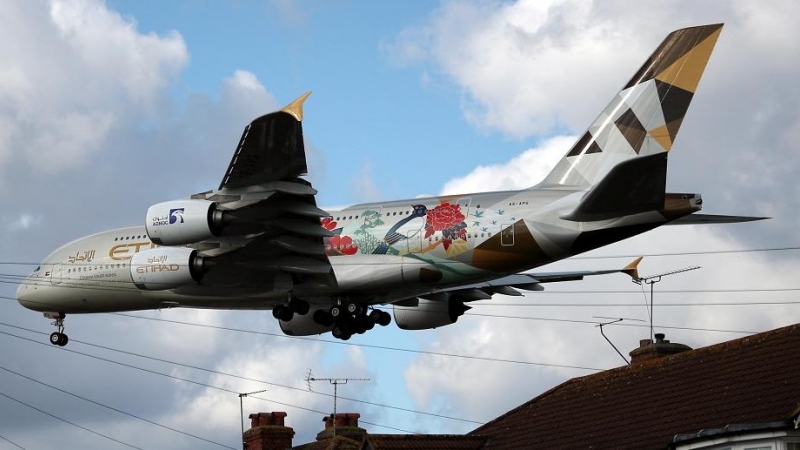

[393,298,471,330]
[145,199,225,245]
[130,247,206,290]
[279,307,334,336]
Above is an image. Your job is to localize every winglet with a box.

[622,257,643,280]
[280,91,312,121]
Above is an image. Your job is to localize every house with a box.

[244,323,800,449]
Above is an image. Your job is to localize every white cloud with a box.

[440,135,573,195]
[4,213,42,232]
[351,161,384,202]
[0,0,188,174]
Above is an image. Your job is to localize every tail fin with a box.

[540,24,723,188]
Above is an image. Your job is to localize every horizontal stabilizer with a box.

[562,153,667,222]
[667,214,769,225]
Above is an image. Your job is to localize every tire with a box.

[345,302,361,315]
[272,305,293,322]
[369,310,382,323]
[378,311,392,326]
[50,332,61,346]
[332,325,346,339]
[57,334,69,347]
[330,305,343,318]
[290,300,310,315]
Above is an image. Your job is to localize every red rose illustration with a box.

[321,217,338,231]
[424,203,466,238]
[327,234,358,256]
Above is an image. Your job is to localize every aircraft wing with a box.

[186,93,334,282]
[414,257,642,301]
[667,214,768,224]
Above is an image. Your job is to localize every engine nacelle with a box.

[393,298,471,330]
[279,307,333,336]
[130,247,205,291]
[145,199,224,246]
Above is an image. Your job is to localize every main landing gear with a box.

[313,300,391,341]
[272,297,310,322]
[46,312,68,347]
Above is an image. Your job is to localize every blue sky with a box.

[3,1,800,449]
[105,0,528,206]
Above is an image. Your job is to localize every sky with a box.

[2,0,800,448]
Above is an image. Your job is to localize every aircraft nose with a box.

[16,275,38,311]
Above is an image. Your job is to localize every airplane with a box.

[17,23,762,346]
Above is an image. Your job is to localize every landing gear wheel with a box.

[289,299,310,315]
[50,332,68,347]
[330,305,343,319]
[378,311,391,326]
[272,305,293,322]
[332,325,352,341]
[369,310,383,323]
[345,302,361,315]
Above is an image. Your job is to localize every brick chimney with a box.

[629,333,692,365]
[244,412,294,450]
[315,413,367,443]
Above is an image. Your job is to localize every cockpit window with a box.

[34,266,40,272]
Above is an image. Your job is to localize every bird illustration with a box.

[373,204,428,254]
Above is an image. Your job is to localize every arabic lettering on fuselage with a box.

[67,250,96,264]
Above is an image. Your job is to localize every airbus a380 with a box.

[17,24,761,346]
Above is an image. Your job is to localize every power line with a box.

[469,300,800,307]
[0,321,482,425]
[461,312,758,334]
[0,364,236,449]
[0,327,419,434]
[0,433,25,450]
[572,245,800,259]
[0,389,143,450]
[1,244,799,269]
[108,313,604,370]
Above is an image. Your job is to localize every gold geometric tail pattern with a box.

[541,24,723,187]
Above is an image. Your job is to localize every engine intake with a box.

[145,199,225,246]
[393,298,471,330]
[130,247,205,291]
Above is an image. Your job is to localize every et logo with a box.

[169,208,185,225]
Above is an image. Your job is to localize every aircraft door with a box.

[50,263,63,285]
[456,198,471,218]
[501,223,515,246]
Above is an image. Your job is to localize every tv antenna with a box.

[305,369,369,437]
[632,265,700,341]
[238,389,267,450]
[593,316,646,365]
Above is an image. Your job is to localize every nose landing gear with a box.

[45,312,68,347]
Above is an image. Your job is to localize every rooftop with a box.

[470,323,800,449]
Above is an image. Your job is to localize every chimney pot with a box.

[629,334,692,365]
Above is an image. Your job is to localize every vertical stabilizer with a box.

[539,24,723,188]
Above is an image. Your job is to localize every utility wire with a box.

[0,433,25,450]
[0,365,236,449]
[108,314,604,370]
[0,389,143,450]
[572,245,800,259]
[0,321,481,425]
[0,328,419,434]
[1,243,799,268]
